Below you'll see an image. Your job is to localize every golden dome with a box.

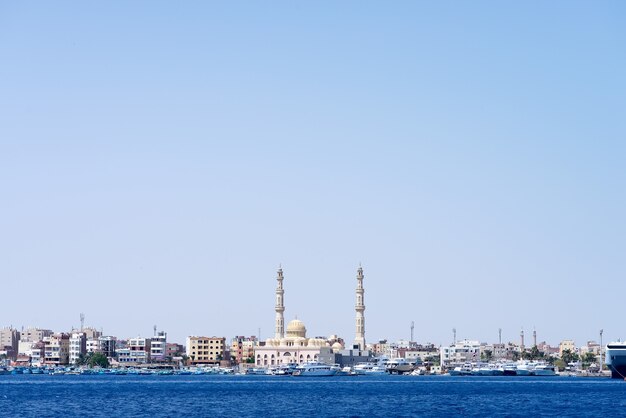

[286,319,307,338]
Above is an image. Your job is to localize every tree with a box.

[554,359,566,372]
[582,352,597,367]
[560,349,579,365]
[481,350,493,362]
[527,346,542,360]
[88,353,110,368]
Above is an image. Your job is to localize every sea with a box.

[1,375,625,417]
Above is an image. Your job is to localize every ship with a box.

[605,341,626,379]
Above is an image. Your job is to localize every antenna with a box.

[80,313,85,332]
[410,321,415,343]
[258,327,261,341]
[154,325,157,336]
[452,328,456,345]
[498,328,502,345]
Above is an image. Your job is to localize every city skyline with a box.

[1,2,625,346]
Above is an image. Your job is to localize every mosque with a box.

[254,266,366,367]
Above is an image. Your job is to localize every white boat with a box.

[449,363,472,376]
[515,362,533,376]
[386,358,414,374]
[293,362,337,377]
[606,341,626,379]
[533,363,557,376]
[353,363,387,375]
[245,367,269,375]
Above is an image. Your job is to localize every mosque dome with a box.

[332,342,344,352]
[286,319,307,338]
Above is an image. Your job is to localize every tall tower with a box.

[520,327,525,352]
[533,327,537,347]
[274,266,285,340]
[353,265,366,350]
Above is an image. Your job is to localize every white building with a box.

[69,333,87,364]
[86,338,100,354]
[440,340,481,366]
[118,337,151,363]
[150,332,167,362]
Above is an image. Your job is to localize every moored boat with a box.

[293,362,337,376]
[533,363,557,376]
[606,342,626,379]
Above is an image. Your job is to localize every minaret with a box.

[275,266,285,340]
[353,265,366,350]
[520,327,525,352]
[533,327,537,347]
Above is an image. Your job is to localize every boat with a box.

[293,362,337,377]
[515,362,533,376]
[385,358,415,375]
[449,363,472,376]
[502,363,517,376]
[245,367,269,375]
[533,363,557,376]
[606,341,626,379]
[353,363,386,375]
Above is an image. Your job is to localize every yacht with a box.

[293,362,337,377]
[606,341,626,379]
[353,363,387,375]
[515,362,534,376]
[385,358,414,374]
[449,363,472,376]
[245,367,269,375]
[533,363,557,376]
[502,363,517,376]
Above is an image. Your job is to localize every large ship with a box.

[605,342,626,379]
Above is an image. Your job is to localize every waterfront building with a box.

[44,333,70,365]
[0,327,20,360]
[18,340,35,356]
[231,336,258,364]
[537,341,559,356]
[371,340,392,356]
[150,331,167,362]
[255,319,331,366]
[116,337,151,364]
[129,337,151,363]
[186,337,226,365]
[86,338,99,354]
[69,333,87,364]
[559,340,576,356]
[254,267,336,367]
[399,344,439,363]
[166,343,184,359]
[19,328,52,343]
[29,342,45,366]
[579,341,601,357]
[440,339,481,366]
[98,336,117,358]
[82,327,102,340]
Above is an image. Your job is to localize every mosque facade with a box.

[254,266,365,367]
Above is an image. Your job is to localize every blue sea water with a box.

[1,375,625,417]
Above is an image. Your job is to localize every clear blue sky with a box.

[1,1,625,347]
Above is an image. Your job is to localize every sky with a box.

[1,1,625,348]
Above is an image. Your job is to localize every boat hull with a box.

[606,343,626,379]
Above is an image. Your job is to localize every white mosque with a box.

[254,266,366,367]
